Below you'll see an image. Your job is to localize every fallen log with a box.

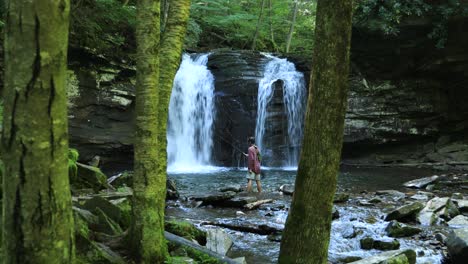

[244,199,274,210]
[164,231,238,264]
[201,221,281,235]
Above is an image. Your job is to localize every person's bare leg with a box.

[256,180,262,193]
[247,179,253,192]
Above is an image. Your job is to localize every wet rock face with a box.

[67,16,468,170]
[67,55,136,172]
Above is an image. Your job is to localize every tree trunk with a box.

[1,0,75,262]
[157,0,191,189]
[251,0,266,50]
[268,0,278,52]
[131,0,167,262]
[278,0,353,263]
[285,0,299,53]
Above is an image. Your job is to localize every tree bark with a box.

[1,0,75,262]
[251,0,266,50]
[157,0,191,193]
[131,0,167,262]
[278,0,353,263]
[285,0,299,53]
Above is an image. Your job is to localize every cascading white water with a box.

[167,54,215,172]
[255,54,307,167]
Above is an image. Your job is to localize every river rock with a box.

[279,184,294,195]
[448,215,468,228]
[403,175,439,189]
[192,191,236,206]
[224,196,257,207]
[349,249,416,264]
[376,190,406,201]
[446,228,468,264]
[220,185,243,193]
[385,220,422,237]
[418,197,456,225]
[409,191,434,201]
[360,237,400,251]
[453,199,468,213]
[334,193,350,203]
[385,202,424,222]
[206,228,233,255]
[332,207,340,220]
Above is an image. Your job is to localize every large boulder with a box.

[165,220,207,246]
[206,228,233,255]
[349,249,416,264]
[418,197,458,225]
[279,184,294,195]
[446,228,468,264]
[448,215,468,228]
[385,221,422,238]
[385,202,424,222]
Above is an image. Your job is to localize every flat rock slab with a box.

[448,215,468,228]
[206,228,233,256]
[446,228,468,264]
[220,185,243,193]
[403,175,439,189]
[376,190,406,201]
[223,196,258,207]
[192,191,236,206]
[349,249,416,264]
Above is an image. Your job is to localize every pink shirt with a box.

[248,145,261,174]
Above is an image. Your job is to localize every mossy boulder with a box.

[82,196,122,224]
[74,162,110,191]
[165,220,207,246]
[385,221,422,237]
[334,193,350,203]
[385,202,424,222]
[111,198,132,230]
[360,237,400,251]
[94,208,123,235]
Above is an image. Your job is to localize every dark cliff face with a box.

[66,18,468,171]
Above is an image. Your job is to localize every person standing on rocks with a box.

[243,137,262,192]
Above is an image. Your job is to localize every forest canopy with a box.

[1,0,464,58]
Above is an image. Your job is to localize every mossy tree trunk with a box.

[157,0,191,185]
[131,0,166,263]
[278,0,353,263]
[131,0,191,262]
[1,0,74,263]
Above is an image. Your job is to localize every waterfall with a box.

[255,54,307,167]
[167,54,215,172]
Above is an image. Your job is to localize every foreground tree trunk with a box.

[1,0,74,262]
[131,0,167,262]
[278,0,353,263]
[285,0,299,53]
[157,0,191,190]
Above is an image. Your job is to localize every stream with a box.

[166,167,445,264]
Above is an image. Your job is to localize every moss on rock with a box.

[165,220,207,246]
